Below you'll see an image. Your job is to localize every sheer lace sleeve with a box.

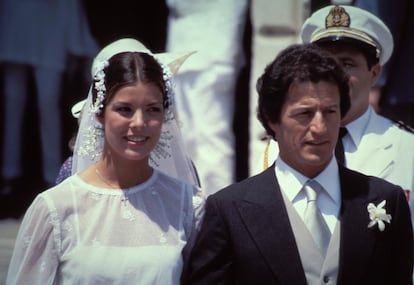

[181,185,205,262]
[6,195,60,285]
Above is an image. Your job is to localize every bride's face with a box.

[99,82,165,163]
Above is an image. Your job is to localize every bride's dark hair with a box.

[92,52,168,115]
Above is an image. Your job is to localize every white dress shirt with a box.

[275,157,341,233]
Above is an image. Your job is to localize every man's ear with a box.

[267,120,279,141]
[370,63,381,87]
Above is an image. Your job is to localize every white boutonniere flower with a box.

[367,200,392,232]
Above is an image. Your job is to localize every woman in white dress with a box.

[6,38,203,285]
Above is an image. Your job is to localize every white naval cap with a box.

[301,5,393,65]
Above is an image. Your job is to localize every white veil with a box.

[72,38,199,186]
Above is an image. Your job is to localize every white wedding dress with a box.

[6,170,203,285]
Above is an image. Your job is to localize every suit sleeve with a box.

[181,195,234,285]
[391,186,414,285]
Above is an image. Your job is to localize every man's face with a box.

[269,80,341,178]
[322,44,381,125]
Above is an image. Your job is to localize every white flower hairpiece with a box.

[92,60,109,114]
[154,57,175,121]
[367,200,392,232]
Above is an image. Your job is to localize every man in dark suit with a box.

[182,44,413,285]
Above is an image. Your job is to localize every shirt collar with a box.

[343,106,373,147]
[275,157,341,206]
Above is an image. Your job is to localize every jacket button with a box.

[323,276,330,283]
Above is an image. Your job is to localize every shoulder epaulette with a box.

[393,119,414,134]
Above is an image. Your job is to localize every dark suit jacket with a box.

[183,165,413,285]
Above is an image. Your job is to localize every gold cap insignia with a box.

[325,6,350,28]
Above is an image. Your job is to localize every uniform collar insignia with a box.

[325,6,350,28]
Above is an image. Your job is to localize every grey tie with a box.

[303,180,331,257]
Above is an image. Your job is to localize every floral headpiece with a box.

[91,60,109,114]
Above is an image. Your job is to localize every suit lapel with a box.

[337,166,380,285]
[235,168,308,285]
